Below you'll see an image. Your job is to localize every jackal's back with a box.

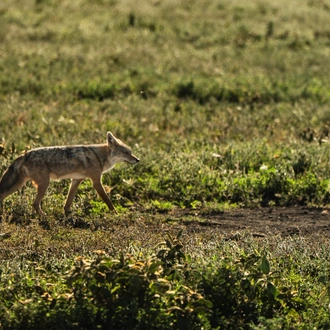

[23,144,110,180]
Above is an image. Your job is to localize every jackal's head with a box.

[107,131,140,165]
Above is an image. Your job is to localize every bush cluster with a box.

[1,232,329,329]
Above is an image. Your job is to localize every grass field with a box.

[1,0,330,328]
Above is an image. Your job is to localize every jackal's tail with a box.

[0,156,26,202]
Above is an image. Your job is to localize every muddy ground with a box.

[177,207,330,238]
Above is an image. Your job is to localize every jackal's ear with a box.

[107,131,117,145]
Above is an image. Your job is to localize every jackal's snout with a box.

[128,154,140,164]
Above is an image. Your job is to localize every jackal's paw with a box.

[37,211,46,218]
[34,208,46,217]
[64,209,72,217]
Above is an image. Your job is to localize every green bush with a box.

[1,233,330,329]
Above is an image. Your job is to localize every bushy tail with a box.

[0,156,26,201]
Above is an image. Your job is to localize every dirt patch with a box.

[178,207,330,238]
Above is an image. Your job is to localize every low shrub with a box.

[1,232,329,329]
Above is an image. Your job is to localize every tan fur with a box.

[0,132,139,216]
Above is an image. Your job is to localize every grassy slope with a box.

[1,0,330,328]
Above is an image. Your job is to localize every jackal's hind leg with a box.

[0,177,27,203]
[64,179,84,216]
[0,166,27,203]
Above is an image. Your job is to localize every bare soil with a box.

[178,207,330,238]
[1,207,330,260]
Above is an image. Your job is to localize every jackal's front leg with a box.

[92,178,118,214]
[32,178,50,216]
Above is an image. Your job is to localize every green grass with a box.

[1,0,330,328]
[1,227,330,329]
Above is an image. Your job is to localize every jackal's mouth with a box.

[125,158,139,164]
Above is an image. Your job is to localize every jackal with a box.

[0,132,139,216]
